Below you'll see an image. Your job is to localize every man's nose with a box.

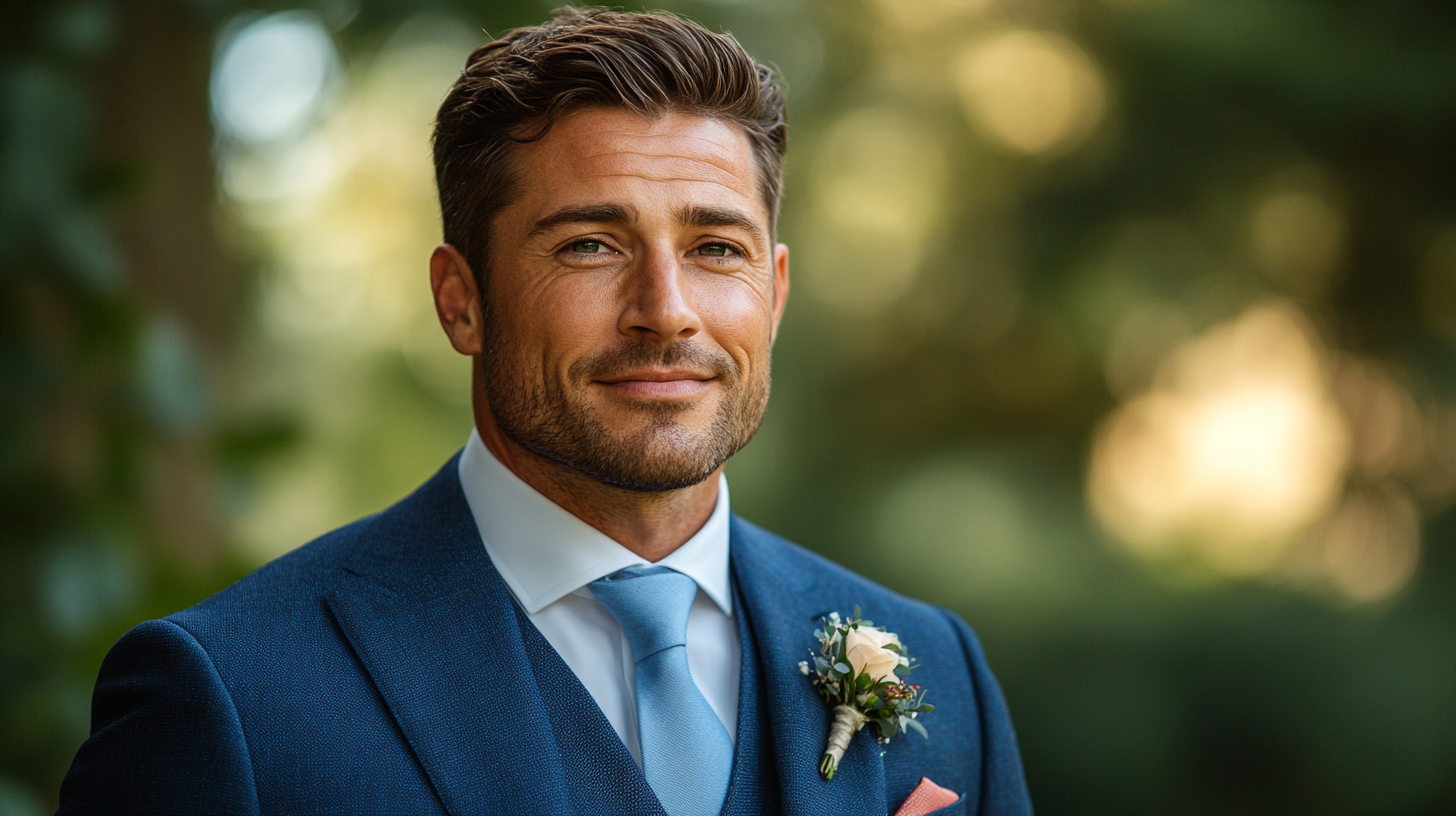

[617,244,702,342]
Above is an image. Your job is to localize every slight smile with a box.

[596,370,716,399]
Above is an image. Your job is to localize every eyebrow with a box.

[526,202,768,244]
[528,203,637,238]
[678,205,767,243]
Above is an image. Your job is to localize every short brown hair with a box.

[432,6,788,287]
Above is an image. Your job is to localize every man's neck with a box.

[471,390,720,565]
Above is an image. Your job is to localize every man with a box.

[58,8,1031,815]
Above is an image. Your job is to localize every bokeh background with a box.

[4,0,1456,813]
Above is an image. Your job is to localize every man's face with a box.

[478,107,789,492]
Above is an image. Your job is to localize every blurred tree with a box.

[0,0,256,810]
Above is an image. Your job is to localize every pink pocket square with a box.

[893,777,961,816]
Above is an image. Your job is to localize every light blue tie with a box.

[590,566,734,816]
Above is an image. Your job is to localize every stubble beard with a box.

[481,326,770,493]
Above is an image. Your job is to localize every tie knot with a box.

[589,567,698,662]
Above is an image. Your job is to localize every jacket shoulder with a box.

[170,511,377,626]
[58,619,261,815]
[172,451,468,627]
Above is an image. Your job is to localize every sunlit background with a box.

[5,0,1456,813]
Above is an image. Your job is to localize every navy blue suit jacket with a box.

[58,455,1032,815]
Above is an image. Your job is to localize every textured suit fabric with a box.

[512,598,668,815]
[58,454,1032,816]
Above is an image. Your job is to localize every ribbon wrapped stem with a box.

[819,705,868,780]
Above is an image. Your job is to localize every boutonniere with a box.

[799,607,934,780]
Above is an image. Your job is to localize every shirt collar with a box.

[457,429,733,616]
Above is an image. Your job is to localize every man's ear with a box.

[770,242,790,343]
[430,243,484,355]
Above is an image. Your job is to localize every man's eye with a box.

[569,240,608,254]
[694,243,734,258]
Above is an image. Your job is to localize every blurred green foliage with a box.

[3,0,1456,814]
[0,2,256,811]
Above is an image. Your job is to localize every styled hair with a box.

[432,6,788,287]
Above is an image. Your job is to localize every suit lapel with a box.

[324,457,573,816]
[731,517,888,816]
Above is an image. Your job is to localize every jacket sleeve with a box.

[57,618,261,816]
[940,608,1033,816]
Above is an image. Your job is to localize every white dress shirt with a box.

[457,430,740,767]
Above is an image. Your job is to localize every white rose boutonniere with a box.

[804,608,933,781]
[844,625,904,685]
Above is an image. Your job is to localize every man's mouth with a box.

[595,369,716,399]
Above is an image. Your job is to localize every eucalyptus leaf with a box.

[905,718,929,740]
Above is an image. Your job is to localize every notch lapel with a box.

[324,457,573,816]
[731,517,889,816]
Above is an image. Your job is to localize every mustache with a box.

[573,340,738,382]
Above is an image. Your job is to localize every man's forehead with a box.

[509,109,766,223]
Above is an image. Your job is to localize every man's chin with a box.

[565,427,725,493]
[586,399,724,437]
[576,453,721,494]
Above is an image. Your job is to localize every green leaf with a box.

[905,717,929,740]
[833,662,852,675]
[915,704,936,713]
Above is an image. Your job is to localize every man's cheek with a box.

[544,293,614,335]
[711,311,774,354]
